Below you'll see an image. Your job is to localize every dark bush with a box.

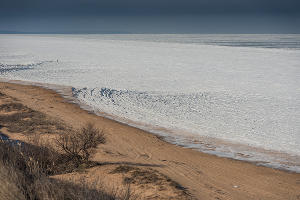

[55,123,106,166]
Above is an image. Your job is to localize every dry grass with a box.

[0,163,26,200]
[0,93,104,174]
[0,139,135,200]
[0,101,66,134]
[0,102,27,112]
[0,93,135,199]
[111,165,191,198]
[110,165,136,174]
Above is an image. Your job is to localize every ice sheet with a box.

[1,34,300,171]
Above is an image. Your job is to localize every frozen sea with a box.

[0,34,300,171]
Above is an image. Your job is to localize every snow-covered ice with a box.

[1,34,300,171]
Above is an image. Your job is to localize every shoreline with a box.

[1,80,300,199]
[2,78,300,173]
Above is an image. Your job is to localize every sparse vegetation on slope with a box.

[0,92,135,200]
[0,102,65,134]
[0,140,134,200]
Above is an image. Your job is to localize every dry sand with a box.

[0,81,300,200]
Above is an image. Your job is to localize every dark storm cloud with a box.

[1,0,300,17]
[0,0,299,33]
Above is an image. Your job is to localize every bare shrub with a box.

[55,123,106,165]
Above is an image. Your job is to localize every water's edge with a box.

[1,78,300,173]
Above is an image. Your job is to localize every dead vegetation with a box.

[111,165,191,199]
[0,92,105,173]
[55,123,106,166]
[0,140,135,200]
[0,102,65,134]
[0,102,26,112]
[0,92,132,199]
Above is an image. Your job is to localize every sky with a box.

[0,0,299,33]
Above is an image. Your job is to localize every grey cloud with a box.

[1,0,300,17]
[0,0,299,33]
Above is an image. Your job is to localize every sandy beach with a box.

[0,81,300,200]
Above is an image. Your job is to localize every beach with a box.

[1,34,300,171]
[1,81,299,200]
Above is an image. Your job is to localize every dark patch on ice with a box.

[0,61,55,74]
